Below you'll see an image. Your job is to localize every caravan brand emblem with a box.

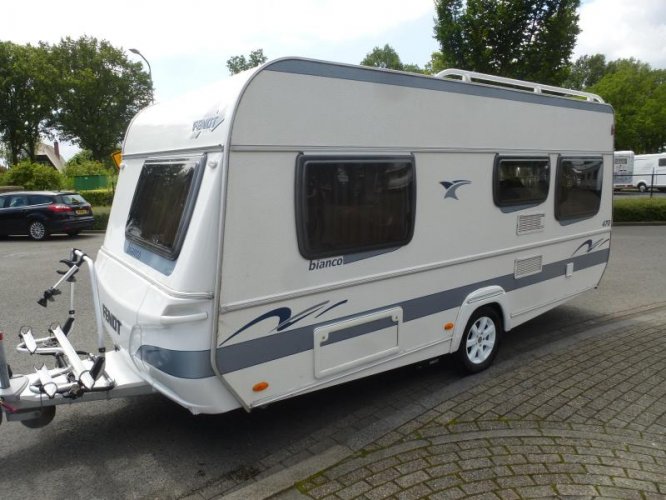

[440,180,471,200]
[309,257,344,271]
[191,113,224,139]
[102,304,122,334]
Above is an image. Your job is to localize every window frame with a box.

[492,155,551,209]
[295,154,417,260]
[125,154,206,261]
[555,156,604,223]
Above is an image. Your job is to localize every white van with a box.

[632,153,666,192]
[613,150,634,189]
[1,58,614,427]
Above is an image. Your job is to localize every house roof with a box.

[35,143,66,172]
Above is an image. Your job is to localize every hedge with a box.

[613,198,666,222]
[80,188,114,207]
[92,206,111,230]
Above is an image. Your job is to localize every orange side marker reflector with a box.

[253,381,269,392]
[444,323,454,331]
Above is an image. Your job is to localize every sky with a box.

[3,0,666,160]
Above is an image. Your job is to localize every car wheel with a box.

[637,183,648,193]
[456,306,502,373]
[28,220,48,241]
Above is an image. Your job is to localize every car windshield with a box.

[60,194,87,205]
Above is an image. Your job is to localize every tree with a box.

[0,42,56,165]
[564,54,608,90]
[361,44,425,73]
[226,49,268,75]
[424,52,447,75]
[361,44,404,70]
[434,0,581,85]
[49,36,153,162]
[4,160,62,190]
[590,59,666,153]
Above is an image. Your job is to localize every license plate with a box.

[76,209,88,215]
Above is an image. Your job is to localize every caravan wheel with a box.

[457,306,501,373]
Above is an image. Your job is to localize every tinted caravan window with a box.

[555,157,603,222]
[126,155,205,260]
[494,157,550,207]
[297,156,416,259]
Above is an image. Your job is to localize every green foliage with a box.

[91,205,111,230]
[361,44,424,73]
[434,0,581,85]
[424,52,447,75]
[361,44,404,70]
[63,160,111,178]
[564,54,608,90]
[49,36,153,162]
[590,59,666,153]
[5,160,62,190]
[613,198,666,222]
[0,42,57,165]
[80,188,114,207]
[226,49,268,75]
[66,149,95,166]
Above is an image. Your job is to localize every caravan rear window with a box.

[296,156,416,259]
[555,157,603,222]
[494,157,550,208]
[125,155,205,260]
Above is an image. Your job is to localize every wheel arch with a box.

[451,286,510,353]
[26,212,49,224]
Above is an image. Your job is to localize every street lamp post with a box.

[129,48,154,102]
[129,48,152,79]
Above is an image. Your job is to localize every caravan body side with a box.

[613,150,634,189]
[97,58,614,415]
[632,153,666,191]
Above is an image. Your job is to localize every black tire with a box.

[20,406,56,428]
[456,306,502,373]
[637,183,648,193]
[28,220,48,241]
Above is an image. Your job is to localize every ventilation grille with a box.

[517,214,545,235]
[514,255,543,279]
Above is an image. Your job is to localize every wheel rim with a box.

[29,222,45,240]
[465,316,496,364]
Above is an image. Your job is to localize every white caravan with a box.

[1,59,614,427]
[632,153,666,192]
[613,150,634,189]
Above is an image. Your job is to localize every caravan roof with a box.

[122,58,613,158]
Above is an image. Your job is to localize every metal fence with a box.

[613,171,666,197]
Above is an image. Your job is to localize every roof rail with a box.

[435,69,605,103]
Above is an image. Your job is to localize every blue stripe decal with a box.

[264,59,613,115]
[137,249,609,378]
[320,316,397,347]
[136,345,214,379]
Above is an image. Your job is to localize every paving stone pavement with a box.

[270,307,666,499]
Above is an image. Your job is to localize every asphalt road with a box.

[0,227,665,499]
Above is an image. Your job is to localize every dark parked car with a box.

[0,191,94,240]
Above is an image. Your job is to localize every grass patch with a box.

[613,197,666,222]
